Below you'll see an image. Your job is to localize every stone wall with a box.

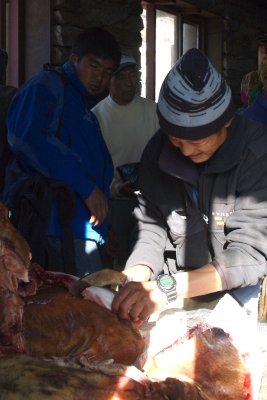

[52,0,143,67]
[51,0,267,105]
[184,0,267,104]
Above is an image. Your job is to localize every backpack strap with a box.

[52,182,76,276]
[10,175,76,275]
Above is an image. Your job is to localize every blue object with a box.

[5,61,113,242]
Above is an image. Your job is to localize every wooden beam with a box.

[6,0,25,86]
[146,0,176,4]
[145,2,156,100]
[0,0,7,48]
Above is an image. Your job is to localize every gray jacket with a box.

[126,114,267,290]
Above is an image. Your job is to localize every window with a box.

[141,1,204,101]
[0,0,24,87]
[182,20,199,54]
[155,9,177,100]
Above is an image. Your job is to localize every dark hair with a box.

[72,27,121,69]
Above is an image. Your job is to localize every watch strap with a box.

[157,274,177,303]
[165,288,177,303]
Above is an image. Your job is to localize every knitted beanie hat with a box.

[157,48,236,139]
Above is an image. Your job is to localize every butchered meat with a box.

[0,202,257,399]
[23,283,144,364]
[143,325,250,400]
[0,354,205,400]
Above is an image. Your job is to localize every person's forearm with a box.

[174,263,223,298]
[122,263,223,298]
[123,265,152,282]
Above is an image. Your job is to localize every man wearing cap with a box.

[112,48,267,323]
[92,54,159,266]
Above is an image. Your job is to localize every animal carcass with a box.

[23,270,144,364]
[0,355,204,400]
[0,202,144,364]
[143,324,251,400]
[0,203,257,399]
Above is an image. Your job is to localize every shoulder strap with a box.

[10,175,76,275]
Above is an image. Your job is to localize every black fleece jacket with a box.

[126,114,267,290]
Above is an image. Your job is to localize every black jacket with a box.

[126,114,267,290]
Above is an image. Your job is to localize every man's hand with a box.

[84,186,108,226]
[112,280,167,323]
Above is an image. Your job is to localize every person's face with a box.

[109,66,139,105]
[70,53,116,96]
[168,127,228,164]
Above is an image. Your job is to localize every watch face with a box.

[159,274,175,290]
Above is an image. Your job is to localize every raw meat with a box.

[0,203,32,355]
[0,201,144,364]
[0,203,257,399]
[143,325,249,400]
[23,282,144,364]
[0,354,204,400]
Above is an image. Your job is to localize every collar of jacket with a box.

[159,136,199,186]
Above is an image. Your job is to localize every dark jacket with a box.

[126,114,267,290]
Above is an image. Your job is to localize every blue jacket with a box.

[242,90,267,126]
[5,61,113,243]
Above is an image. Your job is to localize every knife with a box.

[69,268,128,297]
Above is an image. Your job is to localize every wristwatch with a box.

[156,274,177,303]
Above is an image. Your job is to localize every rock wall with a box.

[184,0,267,104]
[51,0,267,105]
[52,0,143,67]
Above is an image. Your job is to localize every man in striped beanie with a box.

[157,47,235,140]
[112,48,267,325]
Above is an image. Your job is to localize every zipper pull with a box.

[202,213,209,224]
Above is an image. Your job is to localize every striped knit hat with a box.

[157,48,236,139]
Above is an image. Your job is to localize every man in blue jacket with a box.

[4,27,121,277]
